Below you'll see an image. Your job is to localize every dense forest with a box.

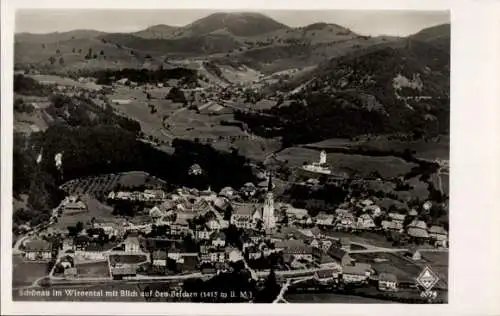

[14,74,54,96]
[14,124,257,221]
[235,44,449,147]
[89,67,199,86]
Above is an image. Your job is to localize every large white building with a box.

[302,150,332,175]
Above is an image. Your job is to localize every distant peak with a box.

[145,24,176,30]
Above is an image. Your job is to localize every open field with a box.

[286,292,392,303]
[76,262,111,278]
[52,195,117,230]
[277,147,417,179]
[109,254,148,265]
[29,74,103,90]
[12,255,49,287]
[109,87,182,141]
[61,174,121,195]
[322,231,395,249]
[351,253,425,283]
[60,171,166,196]
[309,136,449,161]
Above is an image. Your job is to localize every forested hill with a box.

[236,40,449,146]
[13,77,256,230]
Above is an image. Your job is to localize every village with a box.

[14,156,448,303]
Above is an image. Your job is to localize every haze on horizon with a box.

[15,9,449,37]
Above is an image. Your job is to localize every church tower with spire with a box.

[262,172,276,230]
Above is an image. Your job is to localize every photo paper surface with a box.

[9,6,451,307]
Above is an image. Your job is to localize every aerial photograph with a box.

[12,9,450,303]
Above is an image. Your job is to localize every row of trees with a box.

[93,67,198,86]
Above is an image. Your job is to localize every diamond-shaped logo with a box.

[416,266,439,290]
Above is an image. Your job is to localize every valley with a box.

[12,11,450,305]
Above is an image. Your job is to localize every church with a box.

[231,173,276,230]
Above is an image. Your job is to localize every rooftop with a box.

[232,203,259,216]
[343,263,372,275]
[25,239,51,251]
[379,272,398,282]
[275,240,313,254]
[327,246,349,261]
[429,225,448,235]
[407,227,429,238]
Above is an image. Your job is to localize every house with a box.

[381,220,403,232]
[62,238,74,252]
[219,187,236,199]
[357,214,376,230]
[298,215,313,226]
[246,246,262,260]
[171,213,195,234]
[144,189,166,201]
[247,230,265,244]
[337,214,355,230]
[75,243,110,261]
[230,203,260,229]
[73,235,91,250]
[360,199,374,207]
[241,237,254,251]
[116,78,129,85]
[314,268,339,285]
[209,250,226,263]
[408,209,419,217]
[240,182,257,198]
[320,240,333,253]
[167,245,198,264]
[335,208,352,218]
[195,227,212,241]
[428,226,448,248]
[388,213,406,224]
[111,265,137,280]
[270,226,304,242]
[315,213,334,227]
[310,238,320,248]
[206,218,225,231]
[94,224,119,238]
[378,272,398,291]
[213,197,231,213]
[61,196,88,215]
[275,240,314,262]
[152,250,168,267]
[411,249,422,261]
[407,220,429,240]
[188,164,203,176]
[318,254,342,270]
[212,232,226,247]
[283,206,309,222]
[342,263,372,283]
[363,204,382,217]
[24,239,52,261]
[124,236,141,253]
[327,246,352,267]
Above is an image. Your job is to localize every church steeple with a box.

[267,171,273,192]
[262,170,276,230]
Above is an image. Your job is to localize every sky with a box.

[15,9,450,37]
